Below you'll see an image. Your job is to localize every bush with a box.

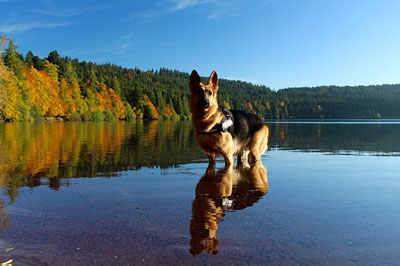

[81,112,92,121]
[29,107,44,121]
[103,110,116,121]
[171,113,180,121]
[126,107,136,121]
[69,112,82,121]
[92,110,105,121]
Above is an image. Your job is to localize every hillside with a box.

[1,37,400,121]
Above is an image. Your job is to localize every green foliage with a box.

[92,110,105,121]
[69,112,82,121]
[125,106,136,121]
[81,112,92,121]
[103,110,116,121]
[2,40,24,77]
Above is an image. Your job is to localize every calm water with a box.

[0,120,399,265]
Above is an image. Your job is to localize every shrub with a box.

[92,110,105,121]
[103,110,116,121]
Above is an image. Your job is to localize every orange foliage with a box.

[1,57,130,121]
[25,67,64,117]
[97,83,112,111]
[165,104,173,118]
[109,88,126,119]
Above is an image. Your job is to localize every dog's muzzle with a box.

[198,99,210,109]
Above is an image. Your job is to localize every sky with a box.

[1,0,400,90]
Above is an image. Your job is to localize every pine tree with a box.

[112,76,121,95]
[25,51,34,67]
[2,40,24,77]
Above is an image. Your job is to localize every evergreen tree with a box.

[112,76,121,95]
[46,50,61,66]
[2,40,24,76]
[25,51,34,67]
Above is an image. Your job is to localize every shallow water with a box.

[0,120,399,265]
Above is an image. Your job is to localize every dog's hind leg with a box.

[248,125,269,165]
[237,150,250,169]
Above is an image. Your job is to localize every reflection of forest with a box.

[269,123,400,155]
[0,121,202,194]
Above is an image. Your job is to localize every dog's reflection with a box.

[190,161,268,255]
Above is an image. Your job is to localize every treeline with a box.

[276,85,400,119]
[1,36,400,121]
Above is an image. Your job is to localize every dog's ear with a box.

[208,71,218,92]
[190,70,201,92]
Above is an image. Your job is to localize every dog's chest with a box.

[196,133,229,152]
[195,133,244,155]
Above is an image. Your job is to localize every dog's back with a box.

[230,110,264,142]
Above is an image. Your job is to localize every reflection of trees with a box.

[0,197,9,232]
[269,123,400,155]
[0,121,203,198]
[190,162,268,256]
[2,120,396,202]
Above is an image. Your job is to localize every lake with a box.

[0,120,399,265]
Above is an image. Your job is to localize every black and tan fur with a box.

[189,70,269,169]
[190,161,269,255]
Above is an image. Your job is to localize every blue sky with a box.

[1,0,400,90]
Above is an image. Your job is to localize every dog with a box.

[189,70,269,169]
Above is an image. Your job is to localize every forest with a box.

[1,36,400,122]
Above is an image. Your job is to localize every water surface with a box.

[0,120,399,265]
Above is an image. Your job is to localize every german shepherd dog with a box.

[189,70,269,169]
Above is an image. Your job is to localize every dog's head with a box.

[189,70,219,110]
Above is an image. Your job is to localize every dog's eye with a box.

[207,90,212,96]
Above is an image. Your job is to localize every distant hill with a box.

[1,36,400,121]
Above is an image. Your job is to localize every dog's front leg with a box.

[207,153,216,167]
[223,153,234,170]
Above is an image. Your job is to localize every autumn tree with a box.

[143,95,158,120]
[0,59,23,121]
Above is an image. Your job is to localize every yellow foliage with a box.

[248,102,254,110]
[109,88,126,119]
[0,60,22,120]
[144,95,158,120]
[223,101,231,109]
